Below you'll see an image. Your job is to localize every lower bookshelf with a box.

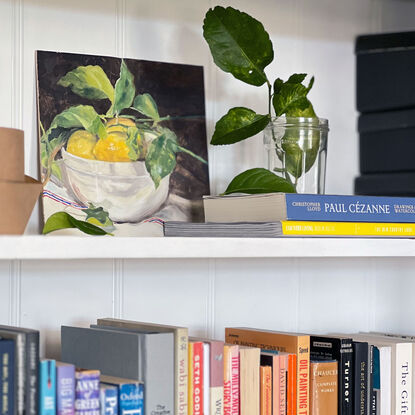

[1,235,415,259]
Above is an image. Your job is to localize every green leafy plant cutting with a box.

[41,60,207,188]
[203,6,319,194]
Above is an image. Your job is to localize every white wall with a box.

[1,0,415,357]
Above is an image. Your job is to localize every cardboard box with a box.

[0,127,42,234]
[0,127,24,182]
[0,176,43,234]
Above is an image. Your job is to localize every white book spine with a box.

[379,346,391,415]
[394,343,412,415]
[204,343,210,415]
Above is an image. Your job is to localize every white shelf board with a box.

[1,236,415,259]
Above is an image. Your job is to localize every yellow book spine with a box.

[281,221,415,236]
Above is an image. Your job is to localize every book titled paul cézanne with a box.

[204,193,415,223]
[225,327,310,415]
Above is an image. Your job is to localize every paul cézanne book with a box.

[203,193,415,223]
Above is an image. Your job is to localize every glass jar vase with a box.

[264,117,329,194]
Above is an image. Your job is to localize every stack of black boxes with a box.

[355,31,415,196]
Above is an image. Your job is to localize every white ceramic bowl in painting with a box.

[60,148,170,223]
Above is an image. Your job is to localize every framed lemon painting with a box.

[36,51,209,236]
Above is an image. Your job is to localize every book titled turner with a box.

[203,193,415,223]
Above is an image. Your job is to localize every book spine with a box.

[209,341,224,415]
[74,371,100,415]
[25,332,39,415]
[99,386,118,415]
[340,343,353,415]
[297,336,310,415]
[39,360,56,415]
[281,220,415,236]
[176,328,188,415]
[287,354,296,415]
[353,342,368,415]
[369,345,376,415]
[224,345,237,415]
[279,356,287,415]
[192,342,203,415]
[272,355,280,415]
[203,343,210,415]
[284,193,415,222]
[260,366,272,415]
[56,364,75,415]
[230,346,239,415]
[143,333,174,415]
[119,383,144,415]
[0,340,15,415]
[309,361,338,415]
[309,336,353,415]
[188,343,194,415]
[394,344,412,415]
[240,348,259,415]
[16,334,25,415]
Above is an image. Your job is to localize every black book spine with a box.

[353,341,368,415]
[310,336,353,415]
[25,332,39,415]
[369,345,376,415]
[340,342,353,415]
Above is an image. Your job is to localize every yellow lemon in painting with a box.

[67,130,97,160]
[106,117,136,134]
[93,132,131,162]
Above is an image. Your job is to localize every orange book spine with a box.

[297,336,310,415]
[260,366,272,415]
[287,354,297,415]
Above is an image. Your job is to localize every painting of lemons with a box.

[36,51,209,236]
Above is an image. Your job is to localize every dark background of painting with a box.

[37,50,210,201]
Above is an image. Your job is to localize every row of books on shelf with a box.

[164,193,415,237]
[1,319,414,415]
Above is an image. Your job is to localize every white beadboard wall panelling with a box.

[213,258,300,341]
[297,258,375,334]
[122,259,211,337]
[19,259,114,359]
[0,0,13,127]
[0,262,12,325]
[373,257,415,335]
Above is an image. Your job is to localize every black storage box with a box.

[359,108,415,173]
[356,31,415,113]
[355,172,415,196]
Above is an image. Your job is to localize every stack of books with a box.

[1,319,414,415]
[164,193,415,237]
[354,31,415,196]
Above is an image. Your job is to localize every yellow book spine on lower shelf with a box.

[281,221,415,236]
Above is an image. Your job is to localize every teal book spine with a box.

[39,359,56,415]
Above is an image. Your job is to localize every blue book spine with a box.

[0,339,15,415]
[74,370,100,415]
[39,359,56,415]
[285,193,415,222]
[56,363,75,415]
[119,383,144,415]
[100,385,118,415]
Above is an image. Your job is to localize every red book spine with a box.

[193,342,204,415]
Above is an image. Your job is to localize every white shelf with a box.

[1,236,415,259]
